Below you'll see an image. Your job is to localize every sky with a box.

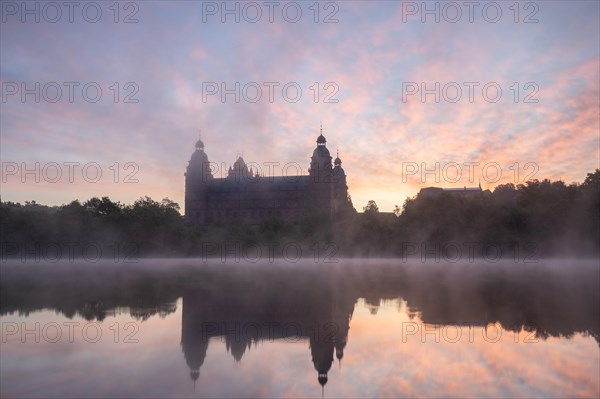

[1,0,599,213]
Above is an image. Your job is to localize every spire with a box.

[334,149,342,166]
[195,130,205,151]
[190,368,199,391]
[316,123,327,146]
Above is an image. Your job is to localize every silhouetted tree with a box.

[363,200,379,214]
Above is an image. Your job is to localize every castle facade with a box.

[184,129,355,225]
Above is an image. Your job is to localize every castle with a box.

[185,128,355,225]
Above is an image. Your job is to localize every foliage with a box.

[1,170,598,258]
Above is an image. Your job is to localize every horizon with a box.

[1,165,596,215]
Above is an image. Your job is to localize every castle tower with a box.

[310,333,334,396]
[308,125,334,215]
[332,151,354,215]
[309,125,333,182]
[185,137,213,225]
[181,291,210,386]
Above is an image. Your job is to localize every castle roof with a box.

[207,175,312,193]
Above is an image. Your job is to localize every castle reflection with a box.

[181,278,354,390]
[1,259,598,392]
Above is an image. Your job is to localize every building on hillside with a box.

[184,128,355,225]
[418,184,491,199]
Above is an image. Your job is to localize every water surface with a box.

[1,259,598,398]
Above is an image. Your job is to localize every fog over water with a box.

[1,259,598,398]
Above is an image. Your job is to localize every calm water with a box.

[1,259,598,398]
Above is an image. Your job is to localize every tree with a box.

[363,200,379,214]
[161,197,181,212]
[84,196,122,217]
[582,169,600,189]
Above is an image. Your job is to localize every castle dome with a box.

[316,134,326,145]
[187,137,212,180]
[228,155,251,180]
[333,151,345,177]
[313,146,331,158]
[233,156,246,168]
[190,148,209,164]
[318,373,328,386]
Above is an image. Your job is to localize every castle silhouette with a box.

[184,126,355,225]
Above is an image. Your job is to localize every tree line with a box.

[349,170,599,257]
[1,170,598,259]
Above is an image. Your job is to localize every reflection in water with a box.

[181,278,353,393]
[0,259,598,397]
